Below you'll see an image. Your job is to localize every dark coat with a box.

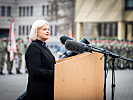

[25,39,56,100]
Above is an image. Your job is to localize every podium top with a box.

[56,52,104,64]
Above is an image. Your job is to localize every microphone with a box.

[60,35,90,45]
[60,37,90,59]
[64,40,133,62]
[60,35,74,45]
[79,37,90,45]
[65,40,92,53]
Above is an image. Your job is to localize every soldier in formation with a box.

[0,37,7,75]
[90,38,133,69]
[16,38,27,74]
[0,36,30,75]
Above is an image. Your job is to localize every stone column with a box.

[92,23,98,38]
[118,21,125,40]
[76,22,83,41]
[101,23,104,38]
[127,24,132,40]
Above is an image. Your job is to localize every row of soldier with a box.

[1,36,133,75]
[0,37,30,75]
[90,38,133,69]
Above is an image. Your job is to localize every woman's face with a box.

[37,24,50,42]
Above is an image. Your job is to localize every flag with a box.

[7,18,17,61]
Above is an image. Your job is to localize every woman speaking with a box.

[25,19,55,100]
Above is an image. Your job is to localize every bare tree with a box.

[49,0,75,36]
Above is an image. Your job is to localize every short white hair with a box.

[29,19,49,41]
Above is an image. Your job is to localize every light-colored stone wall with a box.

[75,0,133,40]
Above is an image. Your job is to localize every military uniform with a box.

[128,40,133,69]
[0,37,7,75]
[25,38,31,50]
[16,39,26,74]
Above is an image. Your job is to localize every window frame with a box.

[125,0,133,10]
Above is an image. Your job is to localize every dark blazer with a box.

[25,39,56,100]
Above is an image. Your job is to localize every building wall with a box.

[75,0,124,22]
[124,11,133,21]
[75,0,133,41]
[0,0,75,52]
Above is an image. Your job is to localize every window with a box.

[23,7,25,16]
[19,6,33,16]
[31,6,33,16]
[7,6,11,16]
[109,23,113,36]
[125,0,133,10]
[114,23,117,36]
[50,25,58,36]
[42,4,51,16]
[19,26,21,35]
[55,25,57,36]
[42,5,45,16]
[97,22,118,38]
[27,7,29,16]
[47,5,49,15]
[104,23,107,36]
[50,25,53,36]
[23,25,25,35]
[26,25,29,35]
[19,7,22,16]
[1,6,5,16]
[19,25,31,36]
[97,24,101,36]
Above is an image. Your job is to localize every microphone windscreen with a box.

[80,37,90,44]
[65,40,86,53]
[60,35,73,44]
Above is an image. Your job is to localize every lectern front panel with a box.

[54,52,104,100]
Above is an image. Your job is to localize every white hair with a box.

[29,19,49,41]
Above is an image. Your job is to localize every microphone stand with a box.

[111,56,115,100]
[87,45,133,100]
[104,54,107,100]
[107,51,133,100]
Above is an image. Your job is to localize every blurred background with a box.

[0,0,132,51]
[0,0,133,100]
[0,0,133,58]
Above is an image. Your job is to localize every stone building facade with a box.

[0,0,75,52]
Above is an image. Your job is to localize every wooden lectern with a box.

[54,52,104,100]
